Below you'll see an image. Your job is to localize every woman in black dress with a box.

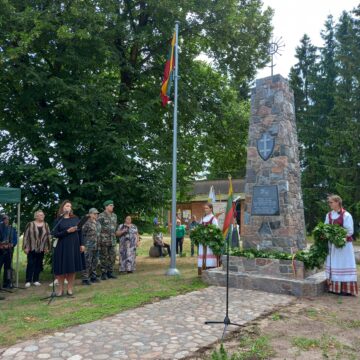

[52,200,85,296]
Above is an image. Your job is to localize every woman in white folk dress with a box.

[198,203,220,275]
[325,195,358,296]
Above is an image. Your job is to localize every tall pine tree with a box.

[325,11,360,225]
[289,34,320,230]
[291,9,360,232]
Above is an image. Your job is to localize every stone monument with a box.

[242,74,306,253]
[203,75,326,296]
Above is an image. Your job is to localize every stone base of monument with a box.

[202,255,326,297]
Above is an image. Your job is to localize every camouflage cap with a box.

[88,208,99,214]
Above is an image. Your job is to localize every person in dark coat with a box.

[0,215,17,288]
[52,200,85,297]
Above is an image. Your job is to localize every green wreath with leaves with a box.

[312,222,347,248]
[190,224,225,255]
[231,223,348,270]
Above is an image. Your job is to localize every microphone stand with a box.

[204,223,244,340]
[41,215,64,305]
[0,284,12,293]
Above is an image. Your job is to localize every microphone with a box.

[59,210,70,217]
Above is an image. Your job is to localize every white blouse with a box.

[325,210,354,237]
[200,214,219,227]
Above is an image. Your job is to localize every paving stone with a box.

[0,287,291,360]
[1,347,22,357]
[175,351,190,359]
[67,356,82,360]
[24,345,39,352]
[37,355,51,359]
[60,350,72,358]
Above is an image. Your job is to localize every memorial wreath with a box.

[190,224,225,255]
[231,223,347,270]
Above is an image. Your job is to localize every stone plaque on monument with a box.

[242,75,306,253]
[251,185,280,216]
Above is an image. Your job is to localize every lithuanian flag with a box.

[223,177,234,239]
[161,32,176,107]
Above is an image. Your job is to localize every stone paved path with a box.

[0,287,292,360]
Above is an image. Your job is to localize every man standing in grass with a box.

[175,219,186,256]
[0,215,17,288]
[81,208,101,285]
[98,200,118,280]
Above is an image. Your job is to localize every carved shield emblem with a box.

[257,132,275,161]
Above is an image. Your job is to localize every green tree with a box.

[289,34,321,230]
[325,10,360,222]
[290,8,360,231]
[0,0,273,224]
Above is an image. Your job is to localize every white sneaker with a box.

[25,282,31,288]
[33,282,41,286]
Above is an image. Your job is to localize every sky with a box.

[257,0,360,79]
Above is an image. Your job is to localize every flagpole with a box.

[166,21,180,276]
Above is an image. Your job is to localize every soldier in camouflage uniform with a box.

[81,208,101,285]
[97,200,117,280]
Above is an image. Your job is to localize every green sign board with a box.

[0,187,21,203]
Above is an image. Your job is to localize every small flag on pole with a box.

[161,32,176,107]
[208,185,216,203]
[223,176,235,239]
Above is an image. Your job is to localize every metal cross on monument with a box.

[268,36,285,77]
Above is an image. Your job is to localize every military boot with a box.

[101,273,108,280]
[107,272,117,279]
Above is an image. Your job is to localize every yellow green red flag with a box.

[161,32,176,107]
[223,176,234,239]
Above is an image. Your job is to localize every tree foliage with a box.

[290,8,360,231]
[0,0,273,224]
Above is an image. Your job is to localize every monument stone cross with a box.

[257,133,274,160]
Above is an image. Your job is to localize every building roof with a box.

[187,179,245,202]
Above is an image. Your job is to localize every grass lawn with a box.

[0,235,205,348]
